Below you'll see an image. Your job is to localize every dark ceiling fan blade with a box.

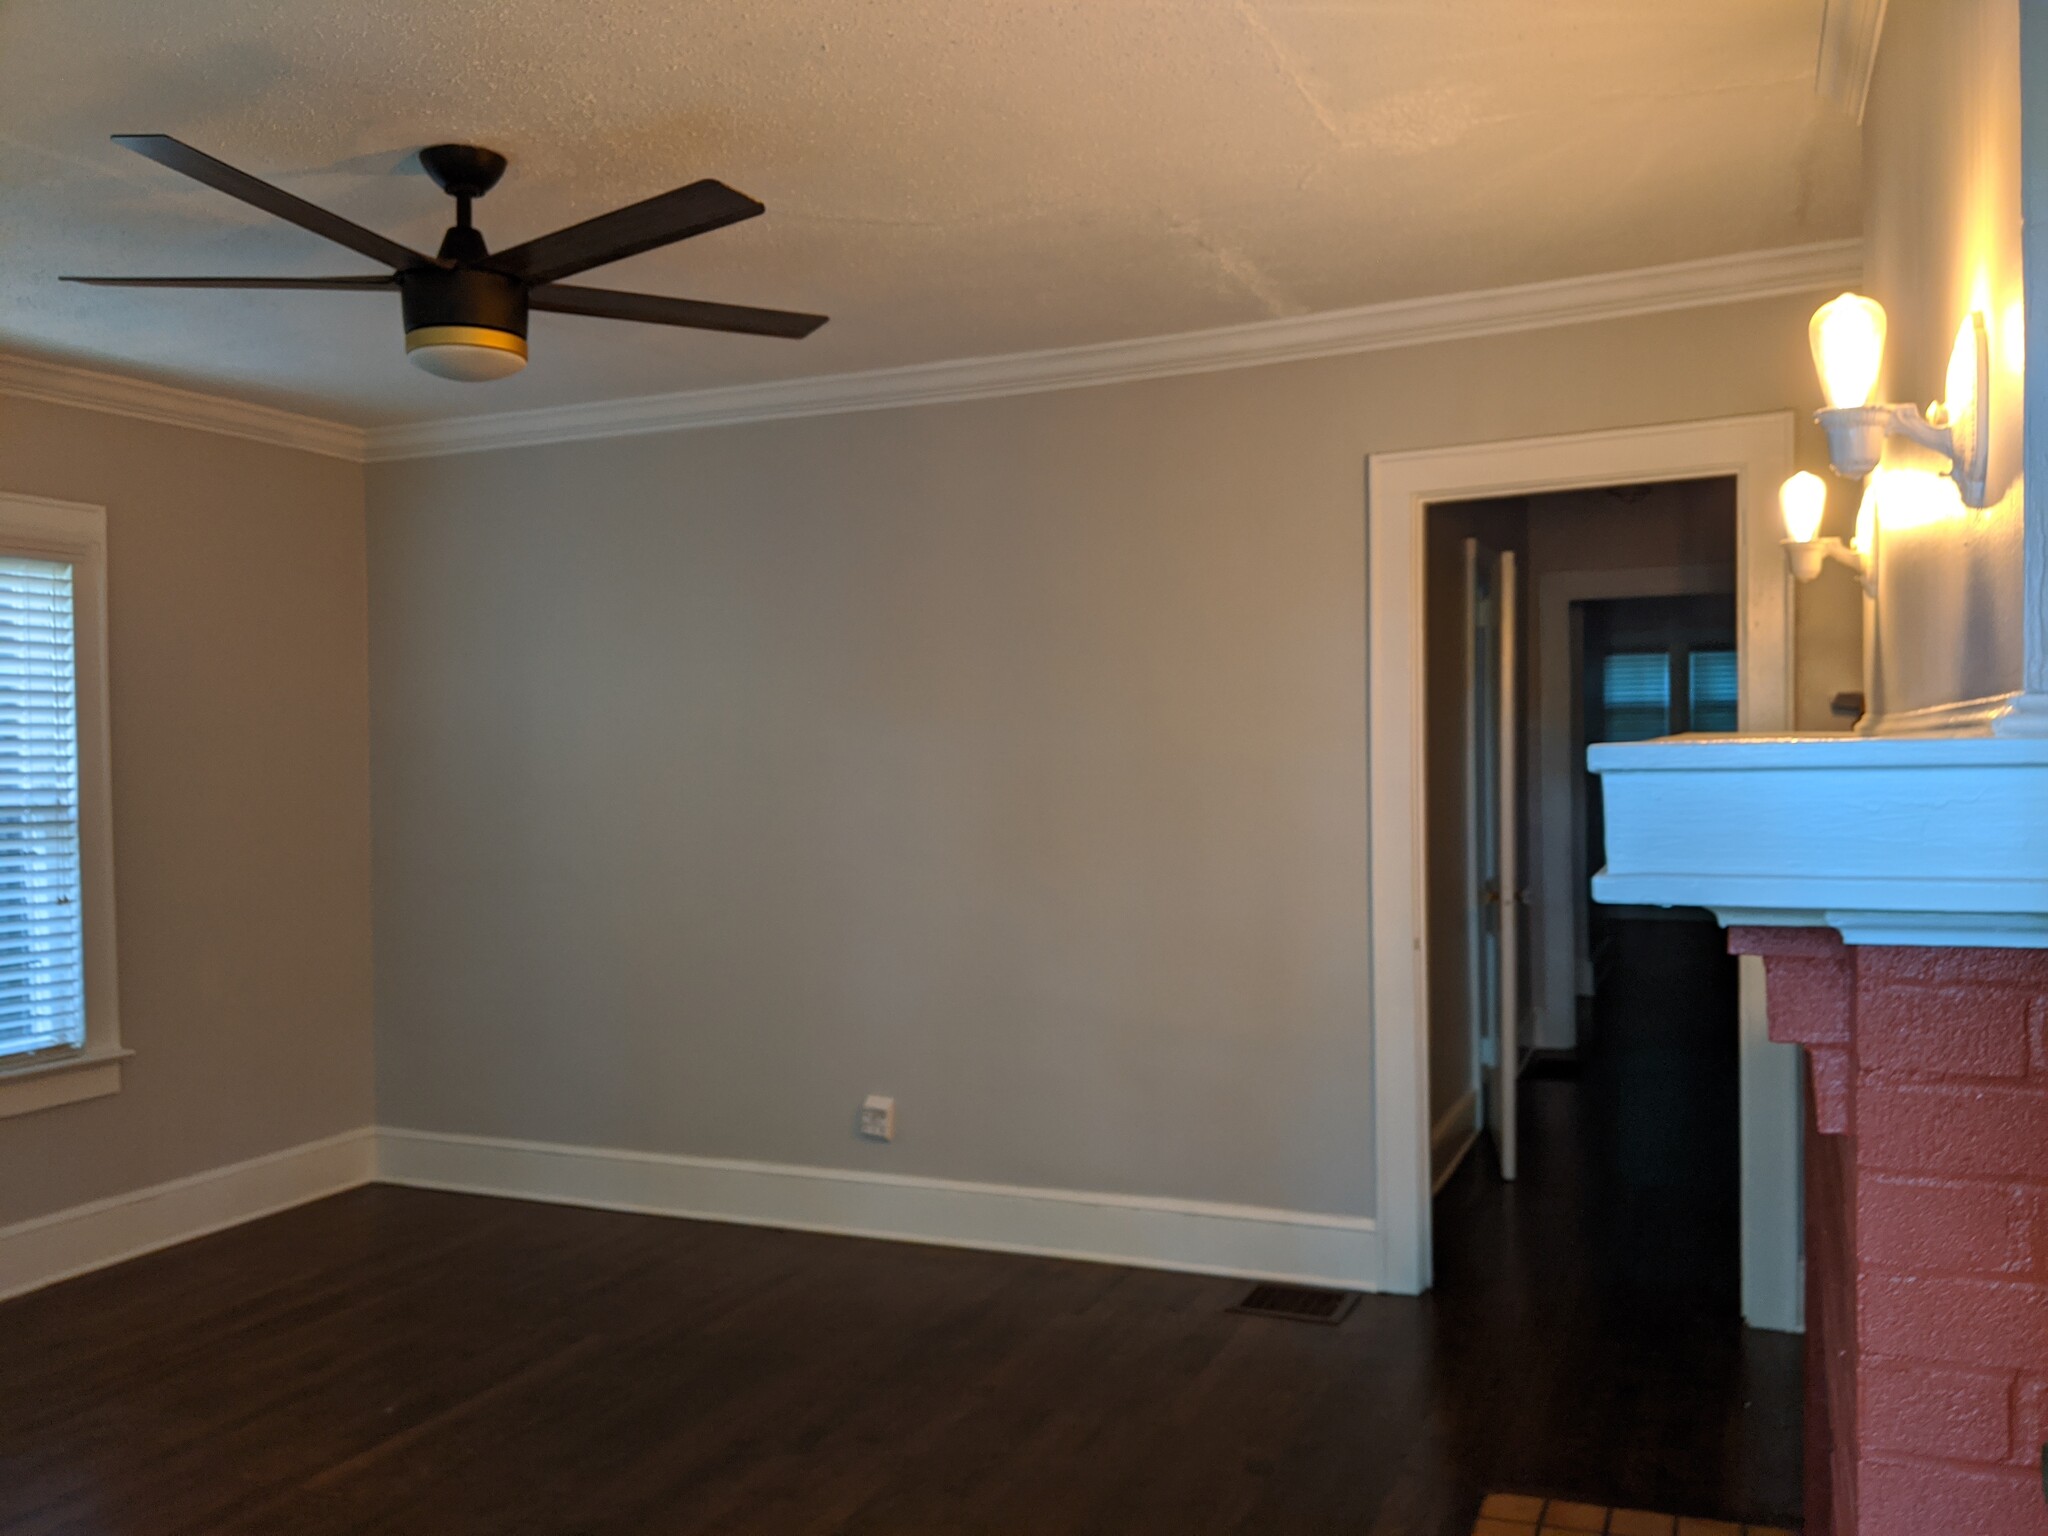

[529,283,827,338]
[61,274,397,289]
[112,135,426,270]
[487,180,764,286]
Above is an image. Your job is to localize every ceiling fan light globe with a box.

[405,325,527,382]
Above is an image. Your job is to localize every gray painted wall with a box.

[1862,0,2029,720]
[367,293,1857,1221]
[2026,0,2048,697]
[0,397,375,1227]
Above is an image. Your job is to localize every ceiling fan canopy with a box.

[63,136,828,382]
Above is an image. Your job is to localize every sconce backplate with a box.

[1946,309,1991,506]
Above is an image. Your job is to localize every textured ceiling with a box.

[0,0,1857,426]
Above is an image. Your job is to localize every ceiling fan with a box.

[63,136,827,382]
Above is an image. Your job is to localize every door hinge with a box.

[1479,1034,1500,1069]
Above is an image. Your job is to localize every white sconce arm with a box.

[1815,403,1958,475]
[1885,402,1967,458]
[1781,535,1873,594]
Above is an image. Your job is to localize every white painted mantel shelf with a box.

[1590,733,2048,947]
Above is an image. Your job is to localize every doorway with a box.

[1422,481,1740,1200]
[1365,415,1803,1331]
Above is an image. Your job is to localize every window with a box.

[0,556,85,1061]
[0,495,120,1119]
[1688,647,1740,732]
[1598,651,1671,742]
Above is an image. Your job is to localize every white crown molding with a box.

[1815,0,1889,123]
[0,353,368,462]
[364,239,1865,462]
[378,1126,1384,1291]
[2,240,1861,467]
[1813,691,2048,741]
[1591,732,2048,948]
[1860,690,2024,738]
[0,1127,376,1301]
[1994,693,2048,738]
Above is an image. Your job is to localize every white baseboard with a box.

[1430,1088,1480,1195]
[1,1126,1381,1301]
[0,1127,377,1302]
[377,1127,1384,1291]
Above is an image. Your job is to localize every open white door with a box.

[1493,550,1520,1181]
[1462,540,1520,1181]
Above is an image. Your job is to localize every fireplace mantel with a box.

[1593,734,2048,1534]
[1589,733,2048,948]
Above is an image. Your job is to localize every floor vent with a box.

[1228,1283,1358,1325]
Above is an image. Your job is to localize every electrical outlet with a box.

[859,1094,895,1142]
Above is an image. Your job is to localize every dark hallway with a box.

[1416,916,1799,1531]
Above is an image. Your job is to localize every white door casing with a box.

[1366,413,1803,1331]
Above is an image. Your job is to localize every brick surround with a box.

[1730,928,2048,1536]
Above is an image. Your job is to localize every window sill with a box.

[0,1045,130,1119]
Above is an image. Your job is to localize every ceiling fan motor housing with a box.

[400,265,529,379]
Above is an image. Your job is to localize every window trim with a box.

[0,493,121,1119]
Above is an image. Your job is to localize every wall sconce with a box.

[1780,470,1873,592]
[1809,293,1990,506]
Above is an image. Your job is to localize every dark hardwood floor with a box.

[1,921,1798,1535]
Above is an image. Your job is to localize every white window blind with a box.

[0,556,84,1063]
[1689,647,1740,732]
[1599,651,1671,742]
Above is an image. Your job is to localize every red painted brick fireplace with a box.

[1731,927,2048,1536]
